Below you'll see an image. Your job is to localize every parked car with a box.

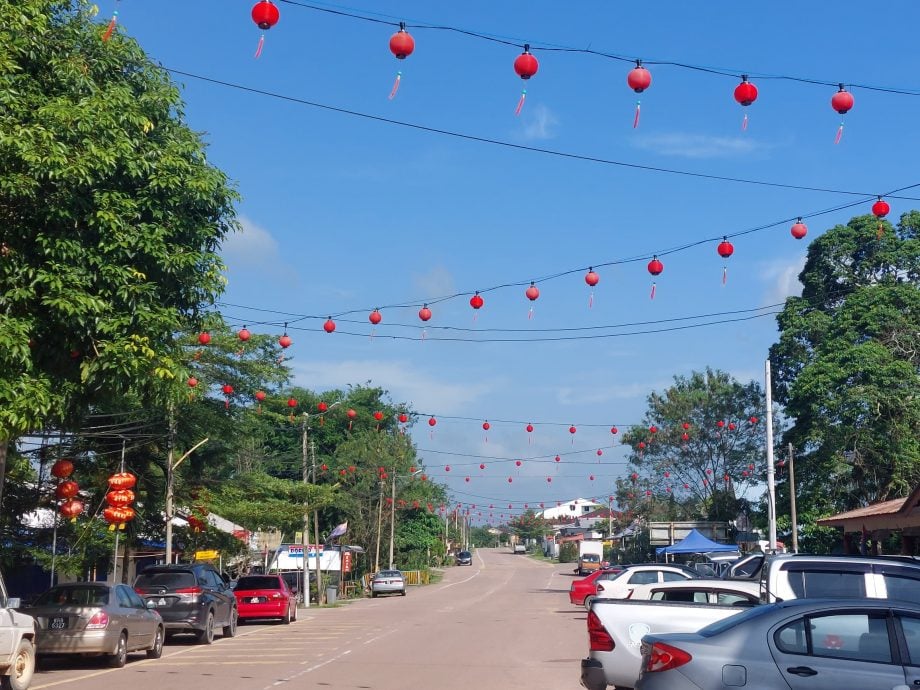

[22,583,163,668]
[592,564,697,605]
[722,552,765,580]
[569,567,624,608]
[370,570,405,597]
[627,579,760,605]
[0,570,35,690]
[513,544,526,554]
[456,551,473,566]
[233,575,297,624]
[636,598,920,689]
[134,564,237,644]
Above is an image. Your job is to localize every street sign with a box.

[194,549,219,561]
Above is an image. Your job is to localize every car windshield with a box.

[34,585,109,607]
[581,554,600,562]
[697,602,779,636]
[377,571,402,578]
[459,551,471,558]
[236,576,282,590]
[135,571,197,588]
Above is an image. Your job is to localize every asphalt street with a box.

[32,548,586,690]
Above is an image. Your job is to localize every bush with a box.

[559,542,577,563]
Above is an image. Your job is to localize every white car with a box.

[625,578,761,605]
[591,565,696,606]
[370,570,405,597]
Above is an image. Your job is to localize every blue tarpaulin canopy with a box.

[655,529,737,555]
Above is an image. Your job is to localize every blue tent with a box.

[655,529,737,555]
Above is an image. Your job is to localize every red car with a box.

[569,567,623,607]
[233,575,297,624]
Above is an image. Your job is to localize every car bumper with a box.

[371,584,404,594]
[580,657,607,690]
[237,601,288,619]
[36,629,120,655]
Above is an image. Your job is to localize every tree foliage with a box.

[0,0,238,501]
[618,368,766,520]
[770,212,920,511]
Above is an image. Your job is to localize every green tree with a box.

[770,212,920,511]
[0,0,238,504]
[619,368,766,517]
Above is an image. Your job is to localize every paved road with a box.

[33,548,586,690]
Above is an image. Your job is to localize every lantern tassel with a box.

[650,282,657,300]
[388,71,402,100]
[515,89,527,116]
[834,122,844,145]
[528,306,534,320]
[102,11,118,42]
[741,113,749,131]
[108,523,116,531]
[258,404,262,415]
[588,291,594,309]
[224,398,230,410]
[722,266,728,285]
[633,101,641,129]
[254,33,265,59]
[319,415,325,426]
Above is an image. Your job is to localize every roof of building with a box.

[817,485,920,530]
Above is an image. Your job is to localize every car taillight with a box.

[86,611,109,630]
[587,610,614,652]
[271,592,282,599]
[645,642,691,673]
[596,583,605,592]
[175,587,203,594]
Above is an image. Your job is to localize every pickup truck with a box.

[581,554,920,690]
[0,572,37,690]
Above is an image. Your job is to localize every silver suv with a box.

[760,554,920,603]
[134,564,237,644]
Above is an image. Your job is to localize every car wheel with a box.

[197,612,215,645]
[0,638,34,690]
[108,633,128,668]
[282,607,291,625]
[291,605,297,622]
[584,595,595,610]
[400,590,406,596]
[222,609,238,638]
[147,626,164,659]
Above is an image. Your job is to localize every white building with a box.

[538,498,603,521]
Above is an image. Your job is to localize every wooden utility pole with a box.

[311,440,323,603]
[374,479,384,572]
[388,467,396,569]
[301,414,310,606]
[788,443,798,553]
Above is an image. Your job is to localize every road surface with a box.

[32,548,586,690]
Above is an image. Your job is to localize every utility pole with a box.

[165,405,177,564]
[301,414,311,606]
[765,359,777,551]
[788,443,798,553]
[388,467,396,569]
[374,479,383,572]
[311,440,323,603]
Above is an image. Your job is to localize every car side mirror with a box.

[6,597,20,609]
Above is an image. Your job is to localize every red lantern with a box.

[631,472,639,481]
[479,463,486,470]
[585,268,600,287]
[515,460,522,467]
[526,423,534,434]
[647,256,663,299]
[373,411,384,421]
[831,84,854,143]
[513,45,539,114]
[418,305,432,322]
[465,476,470,483]
[681,432,690,442]
[102,506,122,526]
[55,480,79,500]
[445,465,451,472]
[733,75,758,130]
[645,490,652,497]
[428,416,437,427]
[187,376,198,389]
[369,309,382,325]
[626,60,652,127]
[611,426,618,435]
[547,477,552,483]
[60,499,83,520]
[597,449,603,457]
[555,455,561,463]
[683,483,690,489]
[389,22,415,59]
[728,422,736,431]
[569,425,577,435]
[664,471,671,478]
[255,390,266,402]
[682,422,690,430]
[717,237,734,284]
[872,197,890,239]
[51,459,74,479]
[108,472,136,490]
[323,318,336,333]
[346,409,357,430]
[507,477,513,483]
[318,401,329,413]
[106,489,135,507]
[398,412,409,423]
[237,327,251,342]
[222,384,234,409]
[197,332,211,346]
[717,420,725,428]
[470,292,484,311]
[251,1,280,57]
[525,282,540,301]
[749,416,759,425]
[649,425,658,434]
[791,218,808,240]
[482,421,490,431]
[589,475,595,481]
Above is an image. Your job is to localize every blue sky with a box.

[122,1,920,523]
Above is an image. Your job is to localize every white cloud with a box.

[555,380,669,406]
[632,132,767,159]
[290,358,492,414]
[760,256,805,306]
[221,215,281,268]
[518,104,559,141]
[413,265,456,300]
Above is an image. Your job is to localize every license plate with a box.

[250,597,260,603]
[50,617,65,630]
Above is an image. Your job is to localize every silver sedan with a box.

[23,582,164,667]
[635,598,920,689]
[371,570,406,597]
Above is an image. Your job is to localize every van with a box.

[759,554,920,604]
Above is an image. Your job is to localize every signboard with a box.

[342,550,353,573]
[273,544,339,571]
[194,550,219,561]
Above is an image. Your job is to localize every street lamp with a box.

[389,467,423,570]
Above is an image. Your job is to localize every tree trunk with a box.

[0,439,8,512]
